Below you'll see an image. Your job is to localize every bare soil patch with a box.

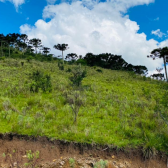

[0,133,167,168]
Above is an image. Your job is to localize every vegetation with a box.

[94,159,108,168]
[0,33,150,76]
[0,58,168,154]
[0,32,168,155]
[2,149,40,168]
[147,47,168,81]
[69,158,75,168]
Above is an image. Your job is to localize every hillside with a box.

[0,58,168,158]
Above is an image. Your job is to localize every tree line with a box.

[0,33,167,80]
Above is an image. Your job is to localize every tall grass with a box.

[0,58,168,153]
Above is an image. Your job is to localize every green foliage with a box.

[142,146,157,160]
[2,149,22,167]
[66,68,72,72]
[30,70,52,93]
[69,158,75,168]
[0,58,168,152]
[76,59,87,65]
[24,150,40,168]
[94,159,108,168]
[65,90,85,123]
[27,56,33,62]
[0,56,5,60]
[69,65,87,87]
[58,61,64,70]
[96,69,103,73]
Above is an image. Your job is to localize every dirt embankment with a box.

[0,133,167,168]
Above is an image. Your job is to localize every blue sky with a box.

[127,0,168,42]
[1,0,168,40]
[0,0,168,75]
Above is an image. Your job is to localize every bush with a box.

[66,68,72,72]
[30,70,52,93]
[69,65,87,87]
[58,62,64,70]
[27,56,34,62]
[76,59,87,65]
[0,56,5,60]
[96,69,103,73]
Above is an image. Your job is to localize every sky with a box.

[0,0,168,77]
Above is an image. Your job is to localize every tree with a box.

[0,34,6,56]
[147,47,168,82]
[29,38,42,54]
[69,64,87,87]
[53,44,69,65]
[27,45,34,53]
[19,34,29,55]
[150,68,164,81]
[5,34,13,57]
[65,53,78,61]
[42,47,51,55]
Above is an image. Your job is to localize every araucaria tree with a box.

[53,44,69,65]
[29,38,42,54]
[42,47,51,55]
[147,47,168,81]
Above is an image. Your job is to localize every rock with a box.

[119,163,125,168]
[60,161,65,166]
[124,161,131,167]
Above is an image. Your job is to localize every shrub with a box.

[96,69,103,73]
[0,56,5,60]
[65,90,85,123]
[94,159,108,168]
[69,65,87,87]
[66,68,72,72]
[69,158,75,168]
[30,70,52,93]
[76,59,87,65]
[27,56,33,62]
[58,62,64,70]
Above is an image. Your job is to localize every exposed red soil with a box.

[0,133,167,168]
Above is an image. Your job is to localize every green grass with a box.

[0,58,168,152]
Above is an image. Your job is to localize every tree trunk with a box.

[62,50,64,65]
[1,41,2,57]
[9,45,10,57]
[163,56,168,82]
[74,112,77,124]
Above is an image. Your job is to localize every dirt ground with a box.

[0,133,167,168]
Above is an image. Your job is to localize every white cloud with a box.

[151,29,166,38]
[0,0,25,8]
[20,0,165,73]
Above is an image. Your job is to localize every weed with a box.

[58,62,64,70]
[29,70,52,93]
[24,150,40,168]
[142,146,157,160]
[3,148,23,168]
[69,158,75,168]
[69,64,87,87]
[66,68,72,72]
[94,159,108,168]
[96,69,103,73]
[65,90,85,123]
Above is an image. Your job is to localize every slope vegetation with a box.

[0,58,168,155]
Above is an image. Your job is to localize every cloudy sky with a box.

[0,0,168,76]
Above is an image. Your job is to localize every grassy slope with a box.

[0,58,168,152]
